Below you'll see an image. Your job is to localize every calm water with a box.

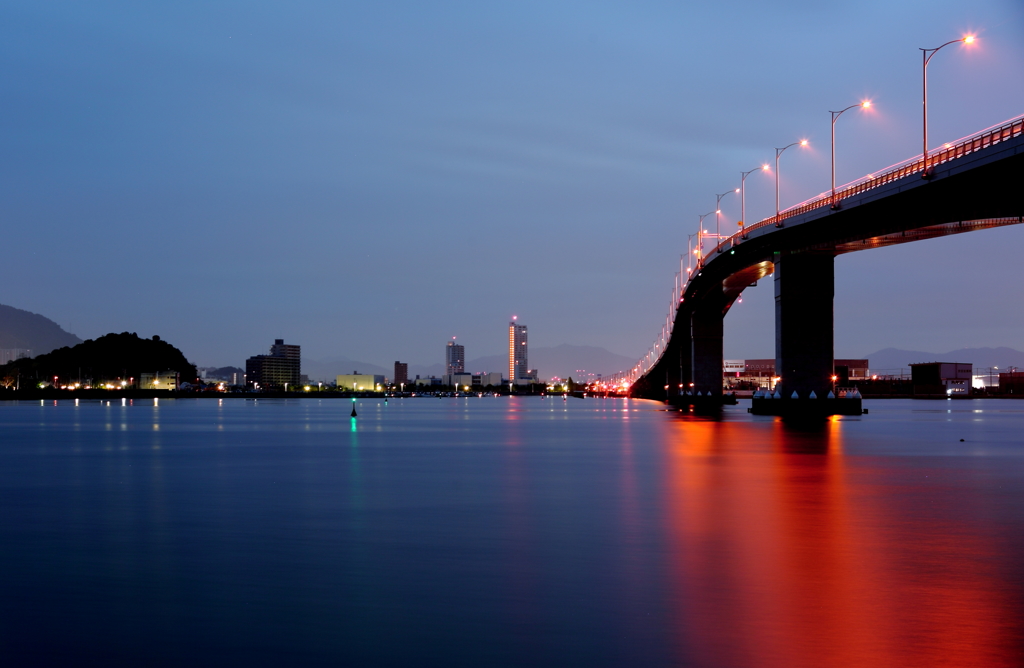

[1,396,1023,666]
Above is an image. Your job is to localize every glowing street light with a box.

[830,100,872,208]
[696,211,715,268]
[774,140,808,227]
[715,189,739,252]
[921,35,976,172]
[739,164,769,238]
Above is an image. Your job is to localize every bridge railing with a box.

[718,113,1024,252]
[619,113,1024,391]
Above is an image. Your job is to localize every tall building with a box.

[394,361,409,386]
[270,339,300,368]
[446,339,465,375]
[245,338,301,388]
[509,318,528,382]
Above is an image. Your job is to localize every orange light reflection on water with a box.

[664,416,1021,667]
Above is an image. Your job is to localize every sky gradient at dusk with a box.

[2,1,1022,370]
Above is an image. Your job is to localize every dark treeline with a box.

[0,332,197,388]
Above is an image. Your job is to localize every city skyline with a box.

[1,2,1022,370]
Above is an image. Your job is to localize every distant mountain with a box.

[302,356,391,382]
[0,303,81,356]
[864,347,1024,373]
[199,366,244,382]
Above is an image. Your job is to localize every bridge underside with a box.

[724,217,1024,274]
[832,217,1023,254]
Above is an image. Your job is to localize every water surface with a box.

[1,397,1022,666]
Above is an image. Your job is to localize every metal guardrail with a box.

[720,114,1024,251]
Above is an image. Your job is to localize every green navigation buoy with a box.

[351,397,357,417]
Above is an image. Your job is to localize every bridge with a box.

[612,114,1024,406]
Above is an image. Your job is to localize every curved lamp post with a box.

[774,140,808,227]
[740,164,769,238]
[922,35,975,172]
[696,211,715,268]
[830,100,872,208]
[715,189,739,252]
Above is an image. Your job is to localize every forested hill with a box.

[0,303,81,354]
[0,332,197,385]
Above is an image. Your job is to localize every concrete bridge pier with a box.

[663,340,693,405]
[661,341,688,400]
[774,253,834,399]
[692,296,727,397]
[677,342,693,398]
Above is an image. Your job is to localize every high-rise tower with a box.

[508,318,527,382]
[394,361,409,386]
[445,338,465,375]
[246,338,301,389]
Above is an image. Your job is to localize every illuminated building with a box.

[443,372,503,388]
[508,318,528,384]
[910,362,971,396]
[445,339,465,376]
[336,374,385,391]
[139,371,178,390]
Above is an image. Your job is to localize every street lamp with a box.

[921,35,975,173]
[775,140,808,227]
[830,100,872,208]
[739,164,769,238]
[715,189,739,252]
[696,211,715,268]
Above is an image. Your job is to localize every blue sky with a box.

[2,1,1022,369]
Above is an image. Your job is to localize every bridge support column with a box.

[678,339,693,398]
[692,297,726,397]
[774,253,834,399]
[662,334,692,404]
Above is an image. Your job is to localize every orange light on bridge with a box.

[799,139,808,147]
[964,34,976,44]
[861,100,872,109]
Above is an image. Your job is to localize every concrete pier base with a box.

[775,253,835,400]
[750,396,863,418]
[692,296,726,397]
